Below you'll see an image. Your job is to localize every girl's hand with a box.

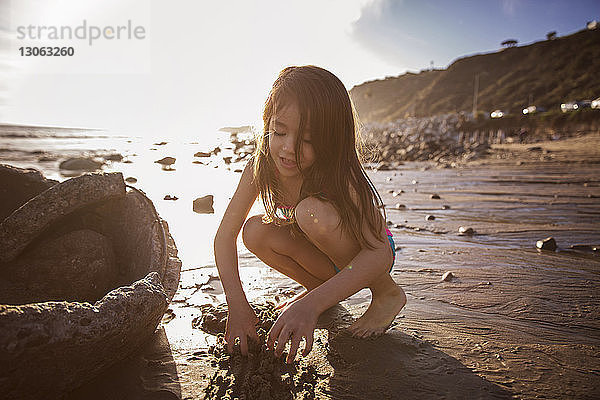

[225,302,259,356]
[267,300,318,363]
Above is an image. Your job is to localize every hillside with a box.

[350,28,600,123]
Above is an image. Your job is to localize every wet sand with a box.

[50,132,600,398]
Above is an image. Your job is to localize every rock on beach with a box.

[59,157,105,171]
[155,157,176,166]
[103,153,123,162]
[536,237,557,251]
[193,195,214,214]
[441,271,454,282]
[458,226,474,235]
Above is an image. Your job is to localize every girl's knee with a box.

[242,215,267,253]
[295,197,340,241]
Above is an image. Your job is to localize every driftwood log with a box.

[0,164,181,399]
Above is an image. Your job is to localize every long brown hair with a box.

[252,65,386,249]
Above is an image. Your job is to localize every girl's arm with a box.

[214,161,259,355]
[268,220,392,362]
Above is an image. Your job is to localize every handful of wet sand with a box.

[192,303,328,400]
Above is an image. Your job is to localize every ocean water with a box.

[0,124,263,269]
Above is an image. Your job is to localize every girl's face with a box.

[268,100,315,179]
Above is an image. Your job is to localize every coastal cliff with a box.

[351,27,600,122]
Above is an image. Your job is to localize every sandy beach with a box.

[2,129,599,399]
[2,0,599,397]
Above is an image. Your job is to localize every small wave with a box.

[0,133,116,139]
[0,124,130,139]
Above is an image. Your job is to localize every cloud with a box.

[352,0,428,46]
[350,0,430,69]
[501,0,520,16]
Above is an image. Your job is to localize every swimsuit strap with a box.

[275,203,295,222]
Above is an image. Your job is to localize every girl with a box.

[214,65,406,363]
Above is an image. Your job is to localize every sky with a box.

[0,0,598,139]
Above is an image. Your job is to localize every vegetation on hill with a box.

[350,28,600,123]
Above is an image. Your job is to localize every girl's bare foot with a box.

[348,283,406,338]
[276,289,308,310]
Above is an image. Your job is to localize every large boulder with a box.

[0,164,181,399]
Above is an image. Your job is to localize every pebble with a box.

[155,156,176,166]
[395,203,406,209]
[59,157,104,171]
[458,226,474,235]
[125,177,137,183]
[164,195,178,201]
[442,205,451,209]
[412,180,418,185]
[426,215,435,221]
[386,177,392,182]
[441,271,454,282]
[430,194,441,199]
[103,153,123,162]
[193,195,215,214]
[536,237,557,251]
